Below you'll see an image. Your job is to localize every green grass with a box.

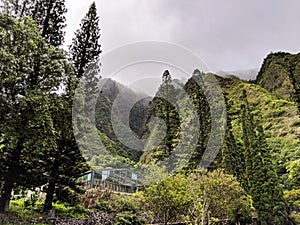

[52,202,86,218]
[10,199,43,220]
[1,198,87,225]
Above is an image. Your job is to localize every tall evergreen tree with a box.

[221,94,247,189]
[0,14,64,212]
[43,92,90,212]
[31,0,67,46]
[140,70,181,166]
[160,70,177,155]
[69,3,102,197]
[240,90,289,225]
[69,1,101,78]
[0,13,89,212]
[183,70,211,171]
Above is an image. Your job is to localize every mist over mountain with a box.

[91,52,300,183]
[3,1,300,222]
[216,68,259,81]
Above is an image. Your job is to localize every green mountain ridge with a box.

[89,52,300,185]
[218,75,300,181]
[68,51,300,223]
[256,52,300,110]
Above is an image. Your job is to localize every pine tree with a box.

[221,93,247,190]
[184,70,211,170]
[155,70,180,156]
[140,70,181,166]
[31,0,67,46]
[43,93,90,212]
[41,61,91,212]
[160,70,176,155]
[69,1,101,78]
[240,90,289,225]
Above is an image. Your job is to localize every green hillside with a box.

[218,76,300,183]
[93,60,300,182]
[82,53,300,223]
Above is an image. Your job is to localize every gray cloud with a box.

[65,0,300,80]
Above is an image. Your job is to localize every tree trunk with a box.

[0,141,22,212]
[43,178,56,212]
[202,191,209,225]
[0,180,13,212]
[0,165,17,212]
[20,0,29,17]
[43,158,59,212]
[41,0,54,38]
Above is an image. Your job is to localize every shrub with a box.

[114,212,146,225]
[80,188,112,208]
[95,200,112,213]
[110,195,139,213]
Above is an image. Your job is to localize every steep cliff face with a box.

[256,52,300,110]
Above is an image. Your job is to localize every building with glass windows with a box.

[78,168,142,193]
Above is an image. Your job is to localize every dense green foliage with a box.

[182,71,212,170]
[69,1,101,78]
[0,2,96,213]
[32,0,67,46]
[141,70,181,166]
[240,90,288,224]
[1,0,68,46]
[0,0,299,223]
[143,174,192,224]
[0,13,68,212]
[256,52,300,111]
[141,169,252,224]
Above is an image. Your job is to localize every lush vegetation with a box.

[0,0,300,225]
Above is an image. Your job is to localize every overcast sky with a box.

[64,0,300,80]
